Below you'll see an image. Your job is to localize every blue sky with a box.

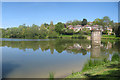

[2,2,118,28]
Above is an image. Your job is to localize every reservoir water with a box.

[1,38,120,78]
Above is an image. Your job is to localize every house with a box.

[67,25,73,29]
[88,22,93,25]
[68,25,83,32]
[74,25,83,32]
[107,27,113,35]
[67,24,111,33]
[85,25,92,30]
[91,25,99,30]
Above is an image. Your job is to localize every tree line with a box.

[1,16,120,39]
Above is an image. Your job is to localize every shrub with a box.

[111,53,120,61]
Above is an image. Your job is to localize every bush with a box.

[111,53,120,61]
[78,35,86,39]
[102,30,108,35]
[48,31,58,38]
[111,32,114,35]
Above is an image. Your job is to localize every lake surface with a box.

[1,38,120,78]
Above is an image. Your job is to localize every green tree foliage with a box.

[61,28,74,35]
[55,22,65,34]
[23,24,40,39]
[39,24,48,38]
[44,23,49,28]
[93,16,112,30]
[109,20,114,26]
[66,21,72,26]
[115,23,120,37]
[80,28,91,35]
[82,19,87,26]
[2,24,48,39]
[66,20,82,26]
[2,39,94,55]
[102,16,111,26]
[102,30,108,35]
[2,16,120,38]
[48,21,58,38]
[93,18,103,26]
[72,20,82,26]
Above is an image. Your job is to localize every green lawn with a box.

[102,35,116,37]
[60,35,120,40]
[102,35,120,40]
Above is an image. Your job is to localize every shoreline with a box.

[1,37,120,40]
[66,60,120,78]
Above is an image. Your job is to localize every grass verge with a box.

[66,61,120,78]
[66,53,120,78]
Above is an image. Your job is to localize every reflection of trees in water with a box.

[2,40,120,56]
[91,40,120,60]
[100,40,120,58]
[66,48,87,55]
[2,39,90,55]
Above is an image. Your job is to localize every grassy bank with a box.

[57,35,120,40]
[2,34,120,40]
[60,35,120,40]
[66,53,120,79]
[2,34,87,39]
[102,35,120,40]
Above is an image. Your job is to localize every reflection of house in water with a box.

[66,43,91,55]
[73,43,82,49]
[87,45,91,49]
[67,43,91,50]
[67,43,82,50]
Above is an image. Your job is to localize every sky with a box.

[2,2,118,28]
[1,0,120,2]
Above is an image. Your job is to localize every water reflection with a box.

[2,39,120,56]
[1,39,120,78]
[2,39,91,55]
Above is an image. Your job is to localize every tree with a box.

[66,29,74,35]
[102,16,111,27]
[82,19,87,26]
[55,22,65,34]
[109,20,114,26]
[48,21,58,38]
[18,24,27,38]
[93,18,103,25]
[66,21,72,26]
[115,23,120,37]
[102,30,108,35]
[49,21,55,30]
[30,24,39,38]
[39,24,48,38]
[44,23,49,28]
[61,28,74,35]
[93,16,111,30]
[102,16,111,30]
[72,20,82,26]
